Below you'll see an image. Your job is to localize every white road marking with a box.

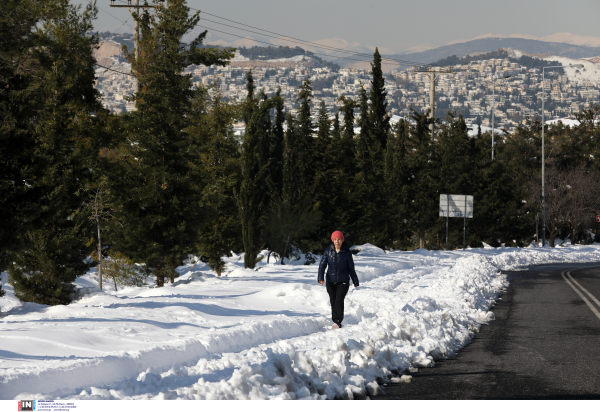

[562,271,600,321]
[566,272,600,309]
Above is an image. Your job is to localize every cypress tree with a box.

[302,100,335,251]
[268,97,323,258]
[312,100,332,211]
[116,0,234,286]
[269,88,286,200]
[353,82,382,244]
[369,48,391,150]
[190,87,241,276]
[438,114,475,196]
[263,196,321,264]
[334,97,359,236]
[338,96,357,178]
[295,79,315,198]
[239,95,277,268]
[356,83,373,162]
[472,129,531,247]
[404,110,439,249]
[332,112,341,141]
[244,70,256,120]
[282,113,299,203]
[435,115,476,248]
[385,119,412,248]
[327,112,344,234]
[316,101,331,153]
[330,112,343,179]
[256,91,273,188]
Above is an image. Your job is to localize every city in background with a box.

[95,32,600,135]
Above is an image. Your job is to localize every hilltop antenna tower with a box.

[110,0,163,93]
[413,65,453,139]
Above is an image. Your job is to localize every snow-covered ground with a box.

[2,243,600,400]
[466,124,506,136]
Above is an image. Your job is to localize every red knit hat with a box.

[331,231,344,242]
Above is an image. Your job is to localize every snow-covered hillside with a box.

[541,55,600,84]
[2,244,600,400]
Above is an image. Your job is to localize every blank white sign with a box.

[439,194,473,218]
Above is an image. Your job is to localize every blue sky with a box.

[80,0,600,53]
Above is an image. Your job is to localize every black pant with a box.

[326,281,350,326]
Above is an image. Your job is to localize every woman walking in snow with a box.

[318,231,359,329]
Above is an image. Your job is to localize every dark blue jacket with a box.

[318,245,359,287]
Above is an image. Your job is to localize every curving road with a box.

[374,262,600,400]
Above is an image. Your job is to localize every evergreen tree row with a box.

[2,0,599,305]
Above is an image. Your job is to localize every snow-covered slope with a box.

[2,244,600,400]
[540,55,600,84]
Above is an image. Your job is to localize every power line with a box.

[97,5,135,31]
[95,63,133,76]
[102,2,400,67]
[196,24,406,65]
[185,4,423,65]
[196,15,422,66]
[110,0,423,67]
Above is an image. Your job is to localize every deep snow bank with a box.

[1,244,600,399]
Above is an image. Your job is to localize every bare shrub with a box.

[528,168,600,247]
[101,252,147,291]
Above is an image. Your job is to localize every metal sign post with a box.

[439,194,474,250]
[446,194,449,251]
[464,195,467,250]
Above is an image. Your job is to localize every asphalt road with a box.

[374,262,600,400]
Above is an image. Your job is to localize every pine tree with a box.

[116,0,234,285]
[6,0,105,304]
[0,0,47,268]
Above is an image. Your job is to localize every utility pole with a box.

[109,0,162,93]
[491,73,511,161]
[414,66,453,139]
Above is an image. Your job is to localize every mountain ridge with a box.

[385,37,600,66]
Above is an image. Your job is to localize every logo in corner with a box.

[18,400,36,411]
